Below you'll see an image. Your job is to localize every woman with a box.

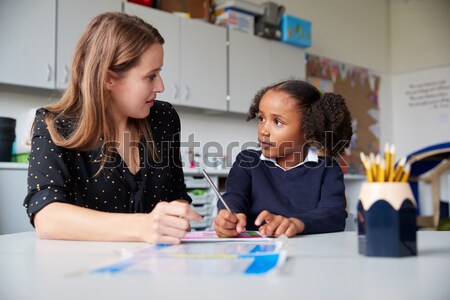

[24,12,201,244]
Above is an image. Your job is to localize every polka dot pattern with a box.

[23,101,192,225]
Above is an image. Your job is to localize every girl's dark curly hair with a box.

[247,80,353,157]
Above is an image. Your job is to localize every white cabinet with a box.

[270,41,306,83]
[179,18,227,110]
[124,3,227,111]
[0,0,121,90]
[123,2,180,104]
[56,0,122,90]
[228,30,307,114]
[228,30,271,114]
[0,0,56,89]
[0,164,32,234]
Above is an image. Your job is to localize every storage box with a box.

[157,0,214,22]
[281,14,311,48]
[215,8,254,35]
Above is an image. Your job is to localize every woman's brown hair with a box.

[43,12,164,172]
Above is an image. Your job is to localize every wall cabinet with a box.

[228,31,306,114]
[56,0,122,90]
[124,3,227,111]
[0,0,121,90]
[269,41,306,83]
[1,2,304,114]
[228,30,271,114]
[0,0,56,89]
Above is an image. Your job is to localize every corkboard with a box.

[306,54,380,174]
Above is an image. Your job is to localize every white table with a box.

[0,231,449,300]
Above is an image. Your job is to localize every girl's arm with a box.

[34,201,201,244]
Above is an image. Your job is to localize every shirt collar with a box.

[260,147,319,171]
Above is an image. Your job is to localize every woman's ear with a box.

[105,70,118,91]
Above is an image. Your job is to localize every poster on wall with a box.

[392,65,450,158]
[306,54,381,174]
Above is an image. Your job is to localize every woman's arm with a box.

[35,201,201,244]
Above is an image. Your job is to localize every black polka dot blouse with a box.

[23,100,192,226]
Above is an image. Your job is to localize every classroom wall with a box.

[1,0,449,162]
[390,0,450,74]
[389,0,450,157]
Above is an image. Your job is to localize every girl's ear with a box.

[105,70,119,91]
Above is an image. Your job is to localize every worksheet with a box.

[90,238,287,276]
[181,230,273,242]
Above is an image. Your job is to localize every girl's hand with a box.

[141,201,202,244]
[255,210,305,238]
[214,209,247,237]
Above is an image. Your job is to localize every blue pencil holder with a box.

[357,182,417,257]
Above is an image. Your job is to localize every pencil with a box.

[377,159,385,182]
[201,169,232,212]
[400,163,411,182]
[384,143,390,181]
[388,144,396,182]
[371,153,378,180]
[360,152,373,182]
[393,156,406,182]
[375,154,382,182]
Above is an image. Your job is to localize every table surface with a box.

[0,231,449,300]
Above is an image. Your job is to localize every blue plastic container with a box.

[281,14,311,48]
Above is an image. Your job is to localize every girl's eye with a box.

[148,74,157,81]
[274,119,283,125]
[258,115,265,122]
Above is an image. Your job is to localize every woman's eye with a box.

[148,74,157,81]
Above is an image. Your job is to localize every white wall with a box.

[390,0,450,74]
[1,0,449,163]
[389,0,450,157]
[252,0,391,72]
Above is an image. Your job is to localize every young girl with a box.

[23,13,201,245]
[214,80,353,238]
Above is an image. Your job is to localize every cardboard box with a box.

[157,0,214,22]
[215,8,254,35]
[281,14,311,48]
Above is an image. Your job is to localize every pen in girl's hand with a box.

[201,169,232,212]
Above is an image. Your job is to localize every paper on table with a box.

[90,237,286,276]
[181,230,272,242]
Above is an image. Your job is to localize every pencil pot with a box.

[357,182,417,257]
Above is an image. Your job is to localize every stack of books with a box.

[214,0,264,35]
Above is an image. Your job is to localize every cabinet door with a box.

[180,18,227,111]
[228,30,271,113]
[124,3,181,104]
[57,0,122,90]
[0,168,32,234]
[0,0,56,89]
[270,41,306,83]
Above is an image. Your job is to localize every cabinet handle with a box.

[64,65,69,83]
[46,64,52,82]
[173,83,179,100]
[184,85,190,101]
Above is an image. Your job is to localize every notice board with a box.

[306,54,381,174]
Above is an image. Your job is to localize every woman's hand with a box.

[214,209,247,238]
[140,201,202,244]
[255,210,305,238]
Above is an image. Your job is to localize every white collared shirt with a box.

[260,147,319,171]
